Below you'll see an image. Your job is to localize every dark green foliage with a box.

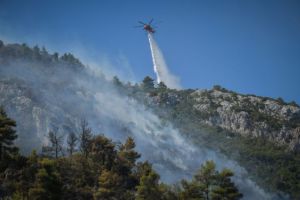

[180,179,204,200]
[158,81,167,92]
[90,135,117,170]
[179,161,242,200]
[142,76,155,91]
[135,166,162,200]
[28,159,62,200]
[118,137,141,169]
[94,169,122,200]
[121,81,300,198]
[0,106,18,164]
[276,97,285,104]
[60,53,83,67]
[159,183,179,200]
[211,169,243,200]
[212,85,228,92]
[194,160,217,200]
[112,76,123,87]
[0,107,243,200]
[188,125,300,199]
[0,42,84,69]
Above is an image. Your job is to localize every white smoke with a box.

[0,43,286,199]
[148,33,181,89]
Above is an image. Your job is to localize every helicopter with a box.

[135,19,156,33]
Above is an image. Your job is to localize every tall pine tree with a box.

[0,107,18,162]
[136,164,162,200]
[211,169,243,200]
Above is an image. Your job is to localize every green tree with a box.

[112,76,122,87]
[179,180,204,200]
[159,183,179,200]
[142,76,155,91]
[118,137,141,169]
[94,169,121,200]
[277,97,285,104]
[32,45,41,60]
[211,169,242,200]
[0,107,18,162]
[28,158,62,200]
[135,165,162,200]
[90,135,116,170]
[158,82,167,92]
[12,150,39,199]
[194,160,217,200]
[116,137,141,192]
[53,52,59,61]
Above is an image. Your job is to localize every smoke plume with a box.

[148,33,181,89]
[0,42,286,200]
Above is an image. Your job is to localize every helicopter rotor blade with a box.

[134,25,144,28]
[149,18,154,24]
[138,21,146,25]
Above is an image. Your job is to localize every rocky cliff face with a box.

[0,79,80,153]
[191,89,300,151]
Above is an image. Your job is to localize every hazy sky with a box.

[0,0,299,103]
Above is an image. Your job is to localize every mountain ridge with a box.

[1,40,300,198]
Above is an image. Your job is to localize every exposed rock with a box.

[191,89,300,151]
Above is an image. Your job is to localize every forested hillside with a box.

[0,107,244,199]
[116,77,300,199]
[1,41,299,199]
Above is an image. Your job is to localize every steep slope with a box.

[1,41,299,199]
[121,79,300,199]
[132,84,300,152]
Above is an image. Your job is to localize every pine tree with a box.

[194,160,217,200]
[158,183,179,200]
[0,107,18,162]
[90,135,116,170]
[136,166,162,200]
[142,76,155,91]
[15,150,39,199]
[116,137,141,192]
[158,82,167,92]
[211,169,243,200]
[112,76,122,87]
[180,180,204,200]
[118,137,141,169]
[190,161,242,200]
[94,169,121,200]
[28,159,62,200]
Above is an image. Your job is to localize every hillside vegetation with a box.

[0,107,243,200]
[114,76,300,198]
[1,41,300,199]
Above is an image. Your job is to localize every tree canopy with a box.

[0,107,243,200]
